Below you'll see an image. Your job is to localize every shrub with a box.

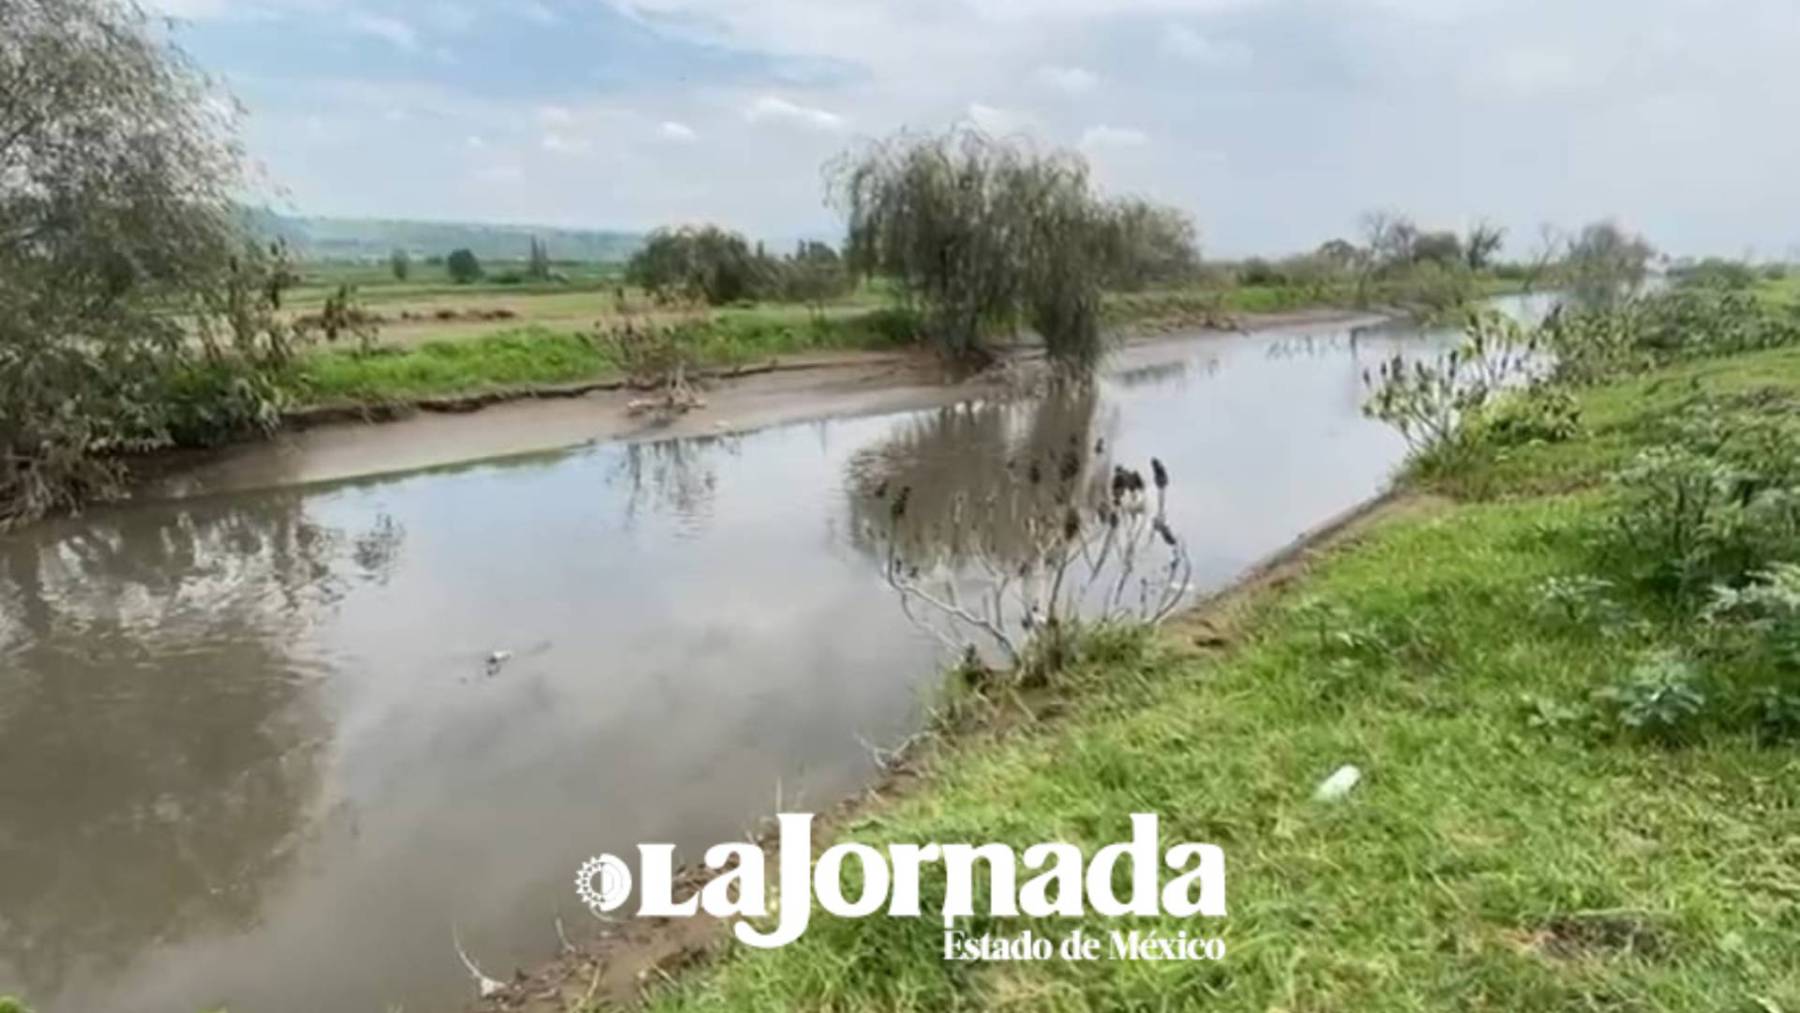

[1594,652,1706,741]
[625,225,776,306]
[155,359,288,448]
[1532,574,1627,629]
[446,248,483,283]
[1363,307,1539,463]
[1610,445,1743,596]
[1706,564,1800,672]
[1470,385,1582,446]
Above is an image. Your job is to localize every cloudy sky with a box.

[152,0,1800,257]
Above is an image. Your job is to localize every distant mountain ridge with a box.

[246,210,643,263]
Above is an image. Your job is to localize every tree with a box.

[527,236,551,282]
[1410,230,1464,267]
[1360,210,1419,269]
[1098,198,1200,290]
[389,247,411,281]
[781,240,852,316]
[1464,220,1505,271]
[1518,223,1565,294]
[1564,220,1654,308]
[446,247,483,284]
[832,126,1122,370]
[624,225,770,306]
[1,0,285,526]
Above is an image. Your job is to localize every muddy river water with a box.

[0,304,1538,1011]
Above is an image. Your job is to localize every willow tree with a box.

[1563,220,1656,309]
[1098,197,1200,290]
[833,127,1138,372]
[1,0,268,525]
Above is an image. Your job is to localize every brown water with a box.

[0,311,1502,1012]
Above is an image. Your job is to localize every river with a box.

[0,302,1538,1011]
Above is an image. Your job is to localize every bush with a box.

[1673,258,1758,290]
[861,306,925,346]
[1470,386,1582,446]
[626,225,776,306]
[446,248,483,283]
[1706,564,1800,672]
[1594,652,1706,741]
[155,359,288,448]
[1363,307,1539,462]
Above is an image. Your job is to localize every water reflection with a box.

[609,435,740,535]
[846,385,1116,569]
[0,496,402,1002]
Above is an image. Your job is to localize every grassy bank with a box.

[615,342,1800,1010]
[279,280,1497,408]
[279,307,920,404]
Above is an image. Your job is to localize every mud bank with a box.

[137,308,1380,502]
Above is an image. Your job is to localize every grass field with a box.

[275,275,1371,407]
[273,261,1535,408]
[1756,273,1800,307]
[620,343,1800,1012]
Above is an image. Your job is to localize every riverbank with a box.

[484,339,1800,1011]
[273,271,1532,413]
[136,307,1376,501]
[272,286,1300,411]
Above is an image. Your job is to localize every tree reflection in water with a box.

[0,494,402,1001]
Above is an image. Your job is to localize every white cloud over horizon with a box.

[157,0,1800,257]
[346,12,419,50]
[743,95,847,131]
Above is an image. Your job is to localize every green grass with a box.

[1422,343,1800,498]
[280,310,920,405]
[285,327,616,403]
[1755,273,1800,308]
[630,344,1800,1012]
[280,278,1522,408]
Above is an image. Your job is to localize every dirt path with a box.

[136,308,1379,503]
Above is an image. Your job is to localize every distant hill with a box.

[245,210,643,263]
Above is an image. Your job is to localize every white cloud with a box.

[473,163,526,185]
[965,102,1034,134]
[427,3,477,33]
[1079,125,1148,149]
[521,1,560,24]
[1485,45,1581,98]
[659,120,699,142]
[536,104,576,126]
[541,132,592,154]
[1162,25,1252,68]
[744,95,846,131]
[348,13,419,51]
[146,0,233,18]
[1036,65,1099,96]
